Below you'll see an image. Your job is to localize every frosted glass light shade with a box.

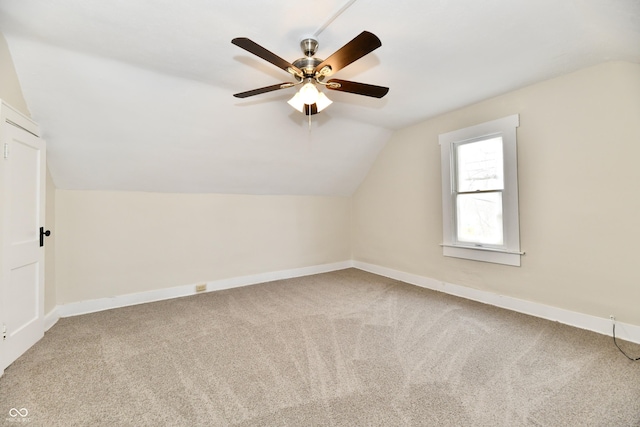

[287,93,304,112]
[315,92,332,112]
[288,89,332,114]
[299,82,319,105]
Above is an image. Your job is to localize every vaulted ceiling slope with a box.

[1,1,639,195]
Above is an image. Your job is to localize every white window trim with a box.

[439,114,522,266]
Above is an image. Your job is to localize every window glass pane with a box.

[456,137,504,192]
[456,192,503,245]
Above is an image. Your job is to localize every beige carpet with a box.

[1,269,639,426]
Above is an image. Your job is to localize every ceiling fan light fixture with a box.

[299,82,319,105]
[288,90,332,114]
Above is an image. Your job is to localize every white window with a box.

[439,114,522,266]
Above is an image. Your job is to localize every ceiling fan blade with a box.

[325,79,389,98]
[233,83,295,98]
[232,38,302,76]
[314,31,382,76]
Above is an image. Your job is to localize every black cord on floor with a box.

[613,322,640,361]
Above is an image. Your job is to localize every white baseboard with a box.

[44,309,60,332]
[48,259,640,345]
[353,261,640,344]
[55,261,352,318]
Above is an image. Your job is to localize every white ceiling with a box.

[1,0,639,195]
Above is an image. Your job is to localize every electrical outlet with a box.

[195,284,207,293]
[610,315,616,323]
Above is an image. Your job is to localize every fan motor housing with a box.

[293,57,324,78]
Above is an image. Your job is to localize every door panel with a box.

[11,138,40,244]
[7,262,39,334]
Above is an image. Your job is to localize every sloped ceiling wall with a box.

[1,0,638,195]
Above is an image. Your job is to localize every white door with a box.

[0,102,46,373]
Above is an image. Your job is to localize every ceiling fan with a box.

[231,31,389,115]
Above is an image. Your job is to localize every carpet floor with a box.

[1,268,639,426]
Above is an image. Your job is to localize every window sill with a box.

[440,244,523,266]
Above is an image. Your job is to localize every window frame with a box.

[439,114,522,266]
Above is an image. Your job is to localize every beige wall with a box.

[55,190,351,304]
[353,61,640,326]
